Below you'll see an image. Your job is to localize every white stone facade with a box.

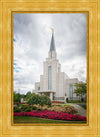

[34,31,81,102]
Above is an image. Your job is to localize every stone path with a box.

[67,103,87,117]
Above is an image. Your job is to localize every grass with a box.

[67,101,86,103]
[14,116,86,124]
[64,104,74,107]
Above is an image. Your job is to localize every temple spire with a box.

[51,28,54,34]
[50,28,56,51]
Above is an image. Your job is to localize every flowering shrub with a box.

[14,110,86,121]
[64,106,77,114]
[40,105,77,114]
[47,106,66,112]
[14,103,78,115]
[27,104,78,114]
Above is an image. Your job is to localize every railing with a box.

[53,96,86,101]
[54,97,64,100]
[68,97,86,101]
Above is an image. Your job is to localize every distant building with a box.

[35,29,81,102]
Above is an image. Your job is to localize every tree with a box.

[40,95,51,106]
[14,92,18,103]
[13,92,21,103]
[13,92,26,103]
[26,91,32,99]
[73,83,87,102]
[27,94,40,105]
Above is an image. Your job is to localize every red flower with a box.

[14,110,86,121]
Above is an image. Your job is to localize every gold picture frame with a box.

[0,0,100,136]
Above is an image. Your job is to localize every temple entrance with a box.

[40,92,50,97]
[44,93,50,97]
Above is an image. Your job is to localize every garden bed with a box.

[14,110,86,121]
[14,103,78,114]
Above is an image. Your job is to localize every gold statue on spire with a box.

[51,28,54,34]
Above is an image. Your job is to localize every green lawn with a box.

[67,101,86,103]
[14,116,86,124]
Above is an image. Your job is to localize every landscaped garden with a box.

[13,93,86,123]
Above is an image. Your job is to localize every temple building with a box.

[34,29,81,102]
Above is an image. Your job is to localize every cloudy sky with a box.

[13,13,87,94]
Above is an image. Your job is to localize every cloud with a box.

[14,13,87,94]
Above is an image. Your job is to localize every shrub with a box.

[64,106,78,114]
[25,107,32,112]
[81,105,86,109]
[14,107,21,112]
[66,98,68,103]
[46,105,77,114]
[21,105,32,112]
[27,94,51,107]
[62,102,65,104]
[40,95,51,106]
[27,94,41,105]
[43,107,47,110]
[56,105,62,107]
[36,108,42,111]
[21,105,27,111]
[81,98,84,102]
[32,106,37,110]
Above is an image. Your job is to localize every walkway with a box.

[67,103,87,117]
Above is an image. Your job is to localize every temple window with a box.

[48,66,52,90]
[38,87,40,91]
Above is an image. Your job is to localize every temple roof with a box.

[49,31,56,52]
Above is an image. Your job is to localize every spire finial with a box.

[51,28,54,34]
[49,28,56,51]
